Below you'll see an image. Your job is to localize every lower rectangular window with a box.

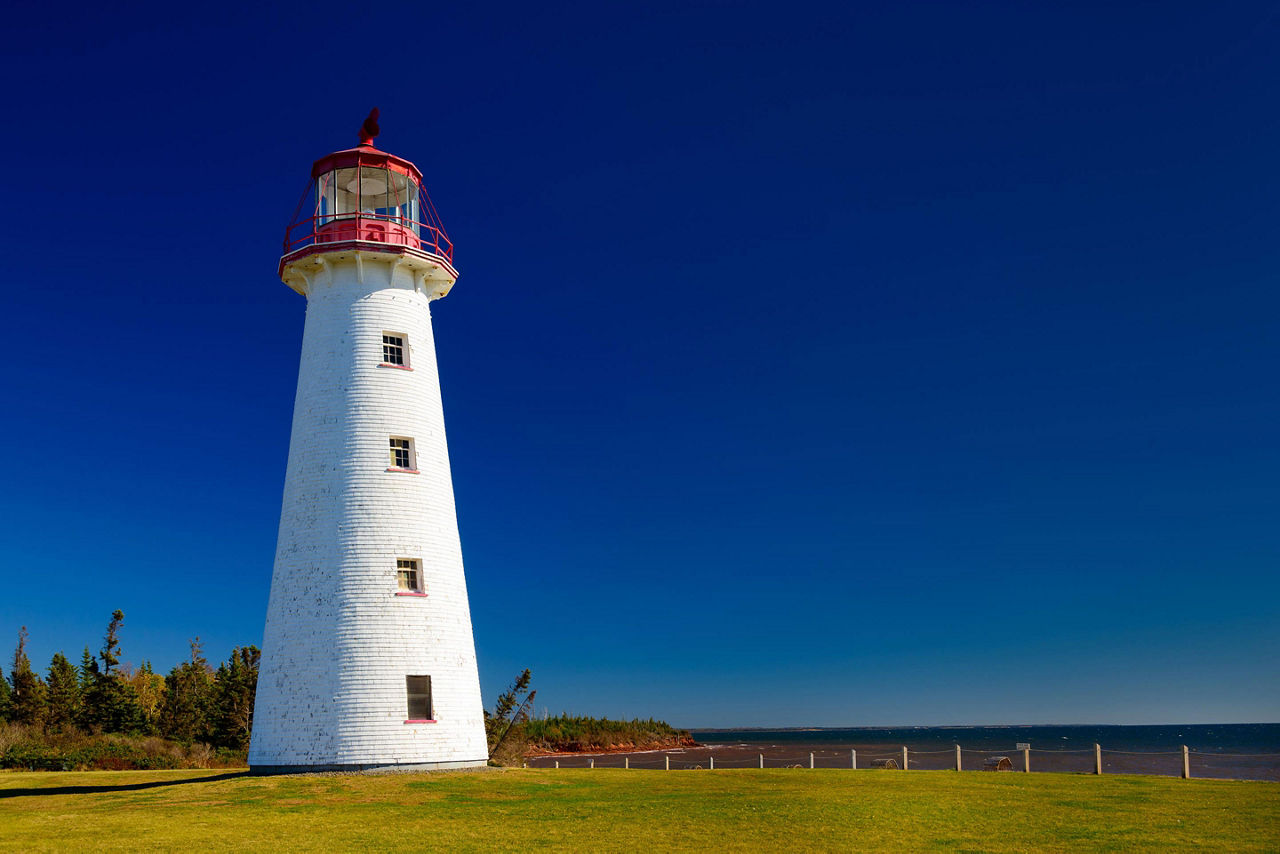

[406,675,433,721]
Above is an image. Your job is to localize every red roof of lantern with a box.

[310,142,424,183]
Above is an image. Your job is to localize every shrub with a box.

[0,723,246,771]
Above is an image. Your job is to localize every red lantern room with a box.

[279,109,456,284]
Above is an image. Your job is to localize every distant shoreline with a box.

[686,722,1280,732]
[526,735,700,757]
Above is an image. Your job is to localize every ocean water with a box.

[529,723,1280,780]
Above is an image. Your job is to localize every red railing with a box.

[281,184,454,264]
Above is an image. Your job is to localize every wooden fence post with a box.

[1023,748,1030,773]
[810,752,815,769]
[1182,745,1190,779]
[665,755,670,771]
[955,744,962,772]
[1094,744,1102,775]
[903,746,909,771]
[851,749,857,770]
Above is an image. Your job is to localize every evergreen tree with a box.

[78,646,98,688]
[0,663,11,723]
[10,627,48,727]
[45,652,82,733]
[75,646,97,729]
[81,611,144,733]
[159,638,215,743]
[486,668,536,762]
[100,610,124,676]
[212,645,260,750]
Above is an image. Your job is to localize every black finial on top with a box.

[359,108,380,145]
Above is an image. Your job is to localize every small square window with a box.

[383,333,407,367]
[397,558,422,592]
[406,675,433,721]
[389,437,415,470]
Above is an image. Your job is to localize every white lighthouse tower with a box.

[249,112,487,772]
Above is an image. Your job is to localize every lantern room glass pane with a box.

[360,167,392,217]
[316,173,335,225]
[388,171,417,228]
[334,168,359,217]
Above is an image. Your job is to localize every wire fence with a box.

[526,745,1280,781]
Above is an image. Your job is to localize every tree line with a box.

[0,610,258,751]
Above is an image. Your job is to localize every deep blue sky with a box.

[1,2,1276,726]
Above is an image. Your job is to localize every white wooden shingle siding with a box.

[249,252,487,771]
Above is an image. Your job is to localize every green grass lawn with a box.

[1,767,1276,852]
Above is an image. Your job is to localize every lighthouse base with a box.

[249,757,490,776]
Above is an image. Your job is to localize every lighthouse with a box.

[249,112,488,772]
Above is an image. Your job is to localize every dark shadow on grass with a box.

[0,770,252,799]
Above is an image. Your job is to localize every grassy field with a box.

[1,767,1276,852]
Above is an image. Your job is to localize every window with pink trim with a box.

[406,675,433,721]
[396,558,424,594]
[389,436,416,471]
